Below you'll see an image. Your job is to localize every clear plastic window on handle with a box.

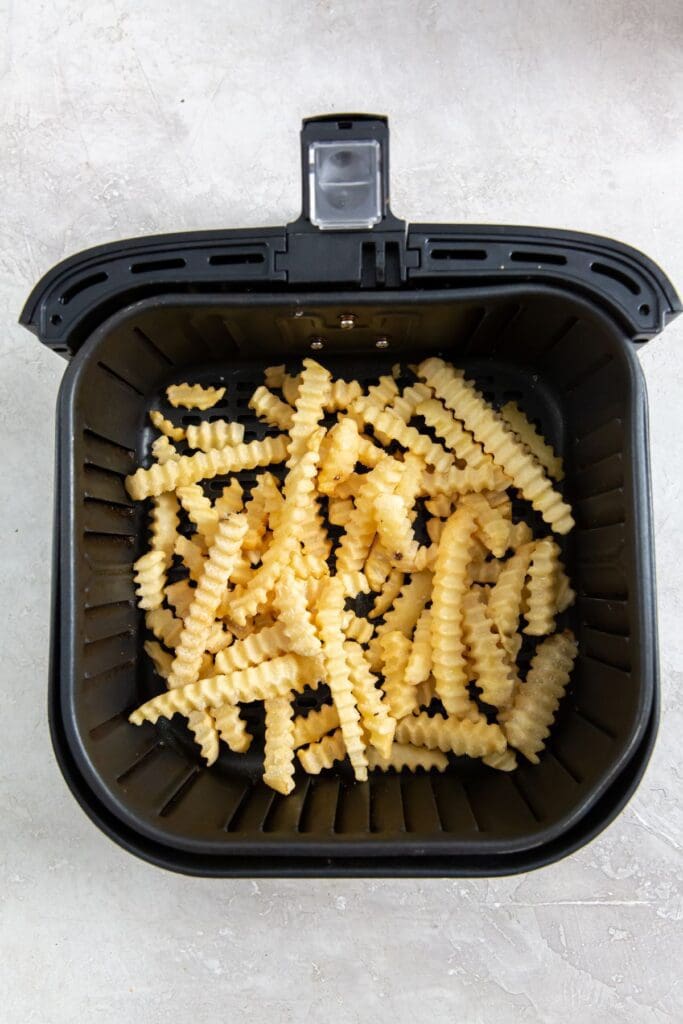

[309,140,382,230]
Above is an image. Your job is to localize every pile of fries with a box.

[125,358,577,794]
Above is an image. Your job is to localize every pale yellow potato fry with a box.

[149,409,185,442]
[364,536,393,592]
[375,570,432,638]
[501,631,578,763]
[389,382,432,423]
[368,568,405,619]
[282,372,302,407]
[380,630,417,720]
[185,419,245,451]
[263,696,296,795]
[461,492,511,558]
[129,653,314,724]
[229,437,323,624]
[328,497,354,527]
[151,434,181,464]
[214,480,244,517]
[144,639,174,679]
[274,567,323,658]
[146,607,184,649]
[344,640,396,760]
[396,712,506,758]
[125,435,288,500]
[249,385,294,430]
[524,538,561,636]
[341,610,374,645]
[174,535,205,582]
[165,580,195,620]
[212,703,252,753]
[166,382,226,410]
[462,588,516,710]
[133,549,166,610]
[336,458,404,579]
[367,744,448,773]
[314,577,367,781]
[325,378,363,412]
[405,607,432,685]
[214,621,290,673]
[483,747,518,771]
[431,507,478,718]
[149,492,179,560]
[373,493,419,568]
[318,417,360,495]
[177,484,219,543]
[166,515,248,691]
[417,358,573,534]
[297,729,347,774]
[500,401,564,481]
[292,704,340,748]
[286,358,332,467]
[264,364,286,388]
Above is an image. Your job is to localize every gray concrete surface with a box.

[1,1,681,1021]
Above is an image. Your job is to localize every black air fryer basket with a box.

[23,115,680,876]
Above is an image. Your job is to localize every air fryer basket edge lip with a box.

[55,283,657,860]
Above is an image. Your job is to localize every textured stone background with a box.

[1,2,681,1021]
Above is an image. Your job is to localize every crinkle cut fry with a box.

[500,401,564,481]
[417,358,574,534]
[353,399,455,474]
[501,631,578,763]
[297,729,347,774]
[344,640,396,760]
[462,588,516,710]
[166,381,225,410]
[212,703,252,753]
[185,419,245,452]
[396,712,506,757]
[149,409,185,442]
[286,357,332,466]
[367,744,448,773]
[249,385,294,430]
[228,438,323,625]
[263,696,296,794]
[166,515,248,691]
[430,506,477,718]
[314,577,368,781]
[335,456,405,581]
[524,537,561,636]
[129,653,312,724]
[133,549,167,610]
[125,435,288,500]
[292,704,340,748]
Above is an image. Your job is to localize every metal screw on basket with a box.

[339,313,356,330]
[376,336,389,348]
[310,337,324,350]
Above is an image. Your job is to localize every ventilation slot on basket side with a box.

[509,250,567,266]
[83,602,134,644]
[369,775,406,833]
[263,780,312,833]
[60,271,109,305]
[429,247,488,261]
[158,768,202,817]
[130,257,187,274]
[208,252,265,266]
[590,262,640,295]
[299,777,341,833]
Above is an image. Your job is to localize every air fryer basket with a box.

[23,115,679,875]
